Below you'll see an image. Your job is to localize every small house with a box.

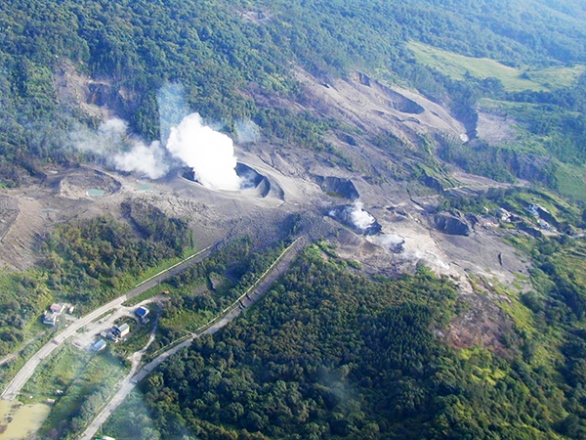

[91,339,107,352]
[135,306,150,322]
[50,303,64,314]
[43,313,58,326]
[113,323,130,338]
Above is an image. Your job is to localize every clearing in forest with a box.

[408,41,586,92]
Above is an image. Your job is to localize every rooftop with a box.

[115,323,130,333]
[50,303,64,314]
[91,339,107,352]
[43,313,58,326]
[135,306,150,317]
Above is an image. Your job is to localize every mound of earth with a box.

[59,168,122,199]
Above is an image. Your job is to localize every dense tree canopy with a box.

[105,247,584,438]
[1,0,586,188]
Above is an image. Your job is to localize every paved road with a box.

[1,244,217,401]
[78,238,305,440]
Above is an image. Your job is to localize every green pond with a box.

[87,189,105,197]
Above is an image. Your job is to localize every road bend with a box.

[78,238,305,440]
[1,244,218,401]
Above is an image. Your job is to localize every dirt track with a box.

[1,245,216,401]
[78,238,305,440]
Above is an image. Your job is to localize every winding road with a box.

[78,237,305,440]
[1,244,218,401]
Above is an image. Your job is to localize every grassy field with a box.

[502,187,582,222]
[554,163,586,202]
[408,42,585,92]
[26,344,127,439]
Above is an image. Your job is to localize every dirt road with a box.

[78,238,305,440]
[1,244,217,401]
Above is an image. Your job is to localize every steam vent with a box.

[328,205,383,236]
[182,162,272,197]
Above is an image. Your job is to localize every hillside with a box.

[1,0,586,439]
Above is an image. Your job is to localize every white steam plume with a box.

[99,118,128,144]
[158,84,190,146]
[113,140,169,178]
[69,118,127,154]
[71,118,169,179]
[235,120,260,144]
[371,233,405,251]
[166,113,241,191]
[350,201,375,230]
[71,82,249,184]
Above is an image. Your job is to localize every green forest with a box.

[3,0,586,438]
[103,245,586,439]
[1,0,586,193]
[0,203,188,362]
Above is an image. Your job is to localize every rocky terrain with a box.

[0,67,532,312]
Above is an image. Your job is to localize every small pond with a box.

[87,188,105,197]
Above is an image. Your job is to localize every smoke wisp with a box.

[158,84,190,146]
[167,113,241,191]
[370,233,405,253]
[72,82,254,189]
[113,140,169,178]
[70,118,169,179]
[235,120,261,144]
[350,201,376,230]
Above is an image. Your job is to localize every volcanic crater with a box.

[181,162,282,199]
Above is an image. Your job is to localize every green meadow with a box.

[408,41,586,92]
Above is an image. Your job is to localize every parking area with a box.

[70,302,154,351]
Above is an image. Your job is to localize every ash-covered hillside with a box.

[2,1,586,439]
[1,0,586,193]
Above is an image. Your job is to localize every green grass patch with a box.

[472,365,507,386]
[100,389,159,439]
[489,279,537,337]
[408,42,584,92]
[500,298,536,337]
[549,240,586,288]
[0,333,53,390]
[554,163,586,202]
[37,348,127,439]
[122,282,173,307]
[22,345,91,401]
[132,246,198,283]
[160,309,213,335]
[524,65,586,90]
